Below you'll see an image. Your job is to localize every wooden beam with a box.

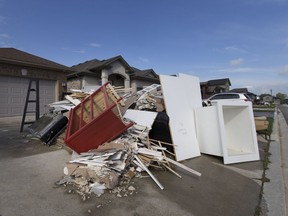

[164,157,201,177]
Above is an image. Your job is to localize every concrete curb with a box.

[262,109,287,216]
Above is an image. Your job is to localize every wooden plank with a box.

[134,155,164,190]
[162,163,182,178]
[65,95,81,106]
[164,157,201,177]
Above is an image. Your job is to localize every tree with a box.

[276,92,287,102]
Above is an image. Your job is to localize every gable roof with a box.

[130,67,159,82]
[230,88,248,93]
[70,59,102,72]
[99,55,131,70]
[69,56,159,83]
[0,48,70,71]
[230,88,257,97]
[71,55,132,72]
[207,78,231,86]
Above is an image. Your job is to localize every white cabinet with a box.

[195,100,259,164]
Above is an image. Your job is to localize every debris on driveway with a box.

[57,120,201,198]
[24,73,261,198]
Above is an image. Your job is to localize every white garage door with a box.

[0,76,56,117]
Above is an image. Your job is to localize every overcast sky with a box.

[0,0,287,95]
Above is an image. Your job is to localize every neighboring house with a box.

[229,88,257,101]
[262,95,274,103]
[0,48,70,117]
[200,78,231,99]
[67,55,160,93]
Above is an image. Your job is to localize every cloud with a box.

[216,66,272,74]
[0,16,6,25]
[230,58,244,66]
[89,43,101,48]
[72,50,86,54]
[254,81,288,95]
[0,33,14,47]
[283,38,288,48]
[247,0,288,5]
[224,46,247,53]
[231,78,288,95]
[0,41,8,47]
[138,56,150,63]
[278,65,288,75]
[0,33,9,38]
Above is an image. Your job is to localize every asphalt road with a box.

[279,104,288,125]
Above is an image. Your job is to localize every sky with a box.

[0,0,288,95]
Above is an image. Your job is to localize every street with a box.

[279,104,288,124]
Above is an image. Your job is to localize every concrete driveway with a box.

[0,117,267,216]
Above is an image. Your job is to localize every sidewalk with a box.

[262,108,288,215]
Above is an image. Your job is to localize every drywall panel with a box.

[123,109,158,130]
[195,106,223,156]
[160,75,200,161]
[214,100,259,164]
[178,73,202,109]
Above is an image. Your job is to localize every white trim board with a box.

[160,75,201,161]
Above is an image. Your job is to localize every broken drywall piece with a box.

[64,163,79,176]
[98,170,119,189]
[90,182,106,197]
[123,109,158,130]
[160,74,201,161]
[97,142,126,151]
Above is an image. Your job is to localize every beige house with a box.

[67,55,160,92]
[0,48,70,117]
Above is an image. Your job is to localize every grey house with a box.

[200,78,231,99]
[230,88,257,101]
[0,48,70,117]
[67,55,160,92]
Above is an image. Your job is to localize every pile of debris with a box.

[52,82,200,198]
[26,73,260,198]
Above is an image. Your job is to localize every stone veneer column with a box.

[101,69,108,85]
[124,78,130,92]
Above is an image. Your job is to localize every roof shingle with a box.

[0,48,70,71]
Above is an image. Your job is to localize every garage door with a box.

[0,76,56,117]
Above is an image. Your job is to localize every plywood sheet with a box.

[160,75,200,161]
